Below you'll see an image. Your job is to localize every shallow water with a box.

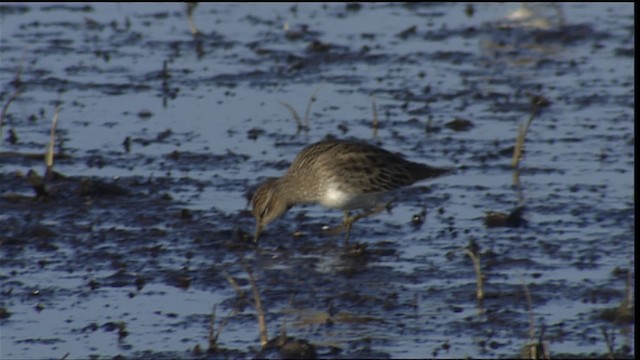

[0,2,634,359]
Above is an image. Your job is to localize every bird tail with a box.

[413,164,454,180]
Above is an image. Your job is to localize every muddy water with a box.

[0,3,634,359]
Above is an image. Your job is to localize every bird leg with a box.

[343,210,353,246]
[329,198,396,247]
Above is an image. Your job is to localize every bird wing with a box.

[290,140,449,195]
[315,141,420,194]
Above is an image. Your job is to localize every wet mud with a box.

[0,3,634,359]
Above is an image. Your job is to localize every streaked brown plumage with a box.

[251,139,451,243]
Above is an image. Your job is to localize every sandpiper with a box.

[251,139,451,244]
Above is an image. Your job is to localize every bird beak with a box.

[254,223,263,243]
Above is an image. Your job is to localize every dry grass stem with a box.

[279,86,322,134]
[512,95,548,169]
[520,277,550,360]
[464,249,484,301]
[0,91,20,152]
[0,57,25,153]
[371,94,379,137]
[207,304,237,352]
[279,101,304,133]
[186,3,200,35]
[243,263,268,347]
[206,269,246,352]
[512,168,525,206]
[303,85,322,130]
[522,326,550,360]
[45,106,61,177]
[222,270,245,298]
[208,304,217,350]
[512,122,526,168]
[522,278,535,341]
[600,326,615,360]
[512,112,537,168]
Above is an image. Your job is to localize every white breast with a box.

[319,184,380,210]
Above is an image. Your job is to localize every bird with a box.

[251,139,451,245]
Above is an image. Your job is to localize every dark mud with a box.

[1,3,634,359]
